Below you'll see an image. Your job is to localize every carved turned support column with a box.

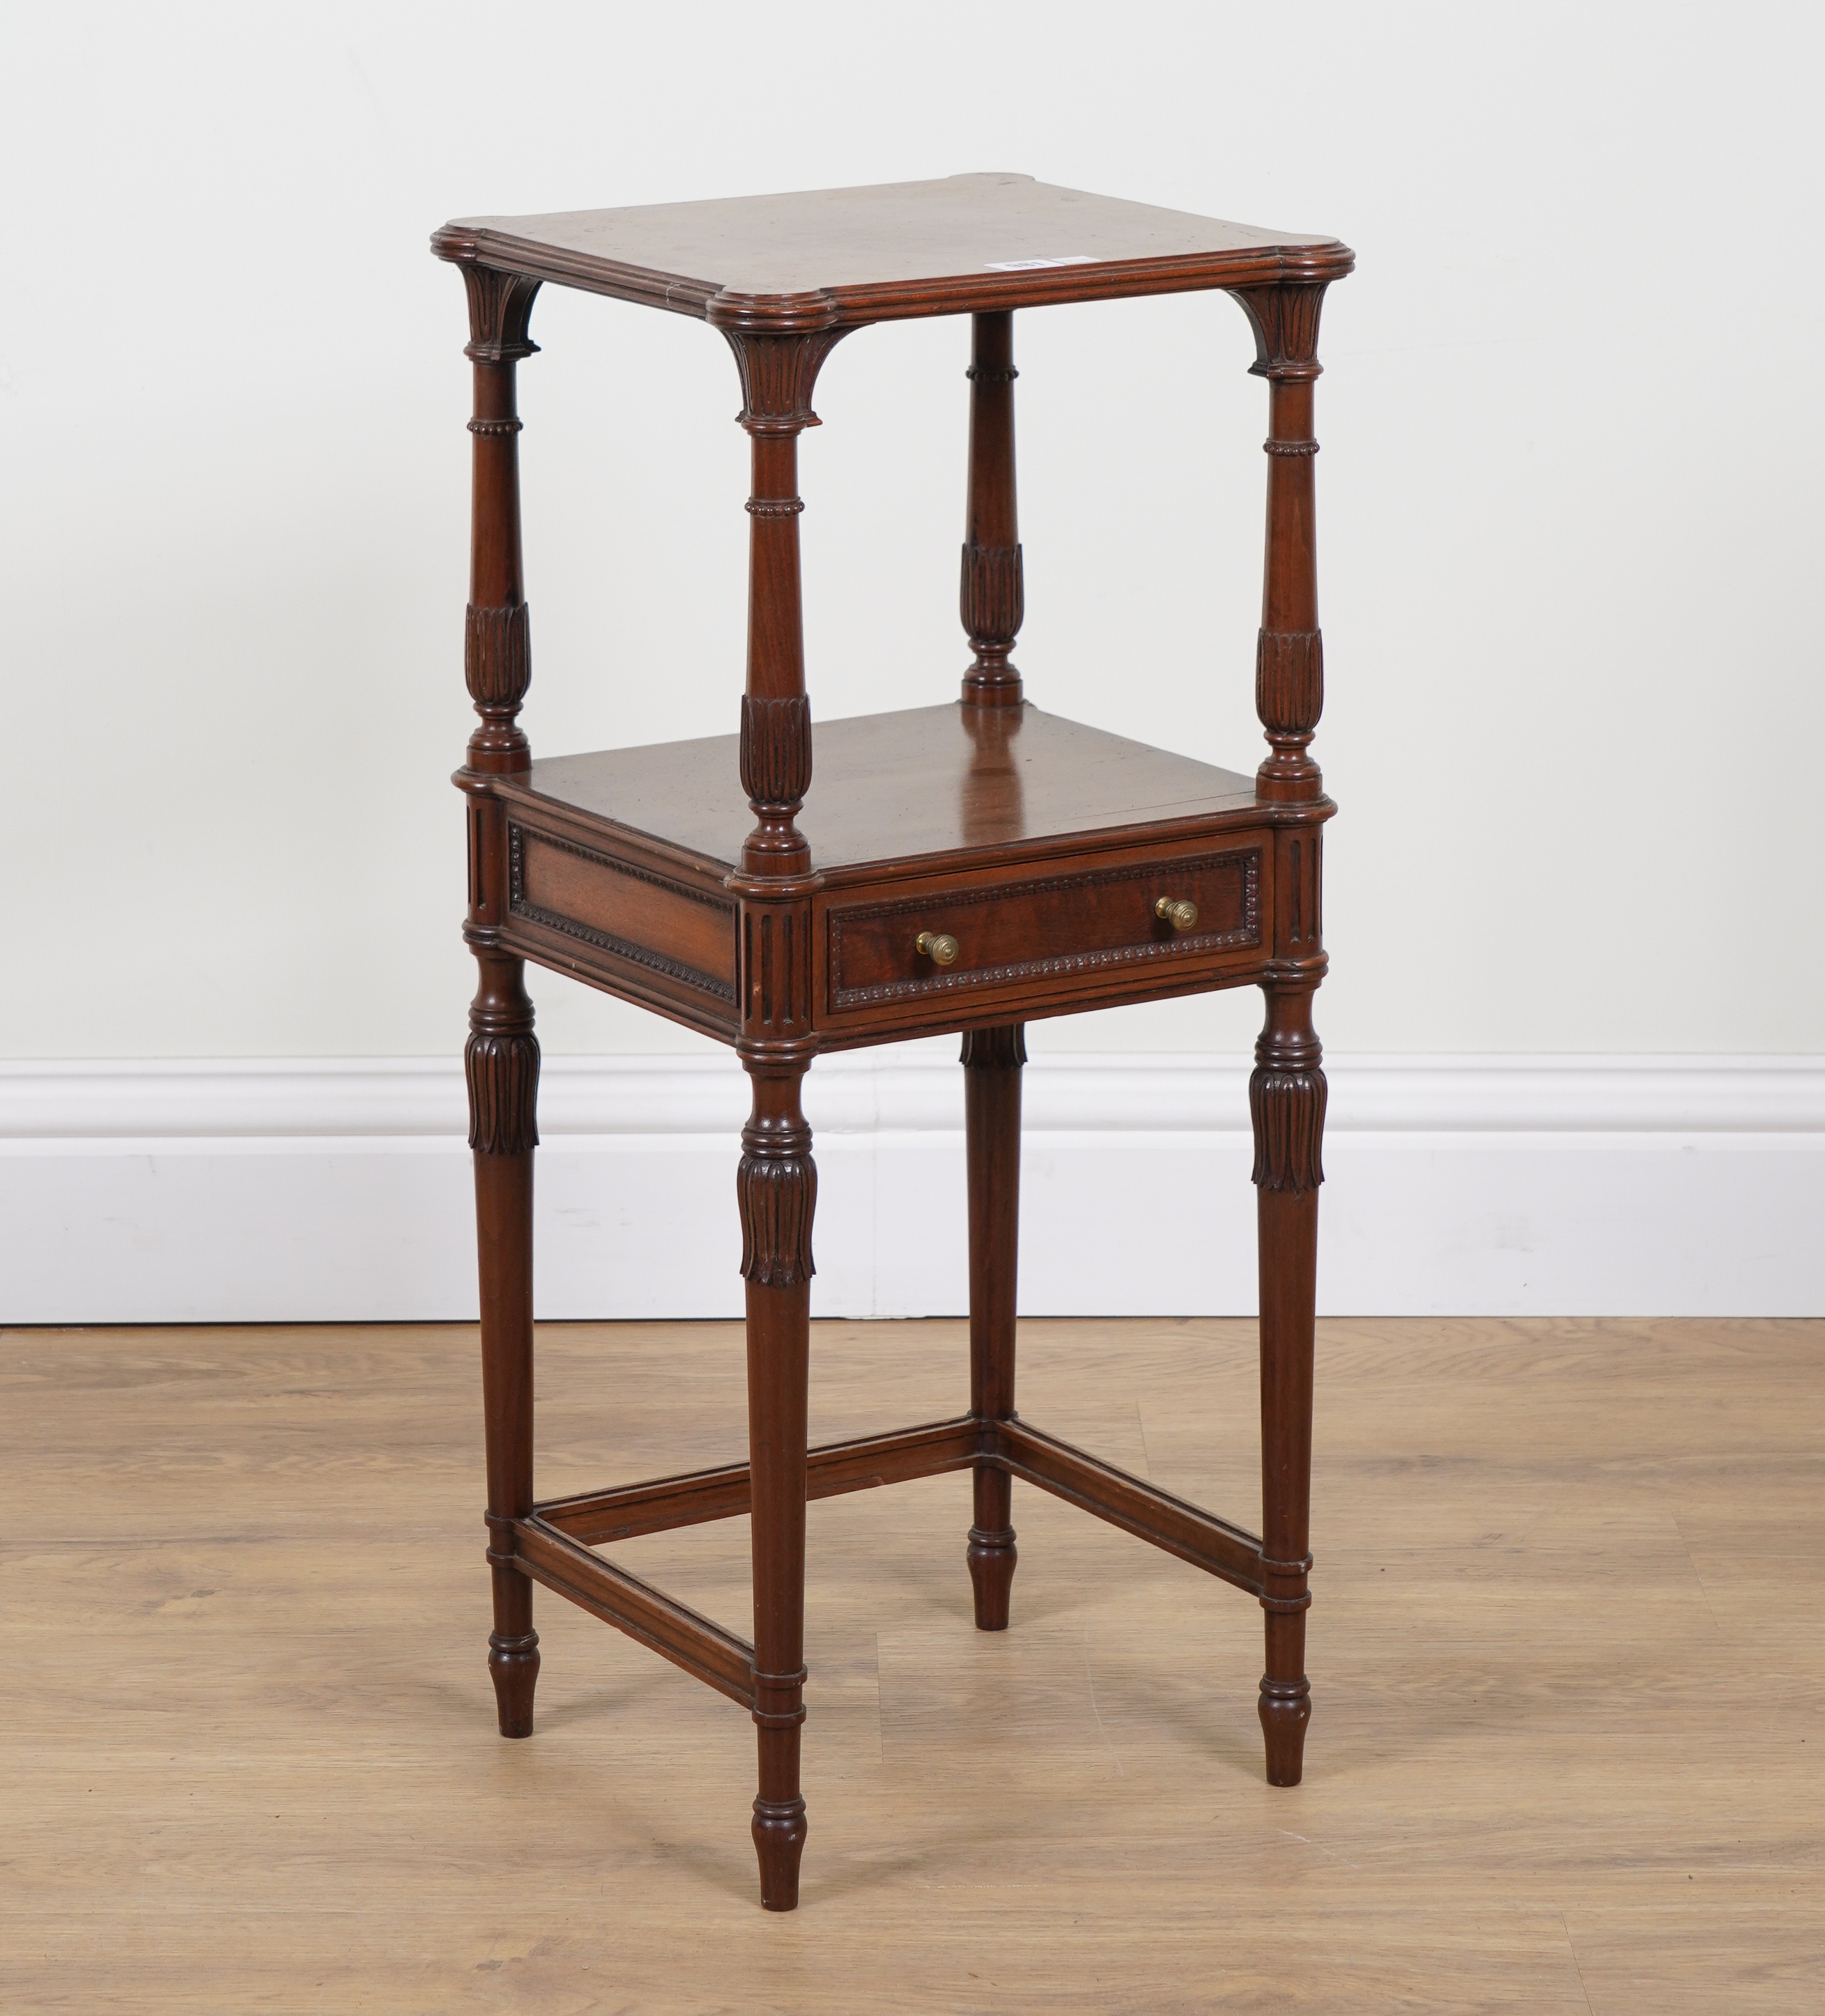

[469,953,539,1737]
[723,328,847,875]
[1230,282,1330,805]
[737,1059,815,1909]
[962,1024,1024,1627]
[955,317,1027,1608]
[1228,279,1331,1783]
[1249,974,1325,1785]
[718,320,845,1911]
[960,311,1024,706]
[447,261,543,1737]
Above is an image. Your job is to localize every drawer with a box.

[821,842,1265,1017]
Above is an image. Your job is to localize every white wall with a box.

[4,0,1819,1064]
[2,6,1822,1318]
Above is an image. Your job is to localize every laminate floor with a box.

[1,1318,1819,2013]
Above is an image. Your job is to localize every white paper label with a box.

[983,255,1100,271]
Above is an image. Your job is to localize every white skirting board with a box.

[1,1054,1821,1323]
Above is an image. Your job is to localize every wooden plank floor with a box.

[2,1316,1820,2014]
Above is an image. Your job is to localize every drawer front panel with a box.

[826,845,1263,1012]
[509,824,737,1005]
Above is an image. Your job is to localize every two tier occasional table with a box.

[432,174,1353,1911]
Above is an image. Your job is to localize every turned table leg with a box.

[739,1060,816,1909]
[719,322,846,1910]
[1252,980,1323,1784]
[1226,275,1334,1785]
[452,260,544,1739]
[470,957,540,1737]
[955,312,1026,1624]
[963,1024,1024,1626]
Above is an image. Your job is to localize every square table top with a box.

[502,703,1263,879]
[432,174,1352,332]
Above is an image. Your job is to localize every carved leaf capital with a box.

[723,329,850,434]
[459,266,541,364]
[737,1153,817,1286]
[1256,629,1324,737]
[739,694,812,810]
[467,602,532,714]
[1249,1064,1327,1193]
[1229,282,1328,381]
[960,542,1024,649]
[465,1031,541,1156]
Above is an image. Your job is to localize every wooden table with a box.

[431,174,1353,1911]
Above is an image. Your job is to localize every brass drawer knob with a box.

[916,930,960,967]
[1154,896,1199,933]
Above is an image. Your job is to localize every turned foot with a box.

[1258,1675,1311,1785]
[752,1796,808,1910]
[488,1628,539,1739]
[966,1524,1018,1630]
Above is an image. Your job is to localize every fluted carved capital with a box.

[960,542,1024,647]
[960,1024,1027,1072]
[1229,282,1327,382]
[737,1153,817,1286]
[740,694,812,810]
[456,265,541,364]
[1256,629,1323,737]
[465,1031,540,1156]
[1249,1064,1326,1193]
[723,329,849,435]
[467,602,532,712]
